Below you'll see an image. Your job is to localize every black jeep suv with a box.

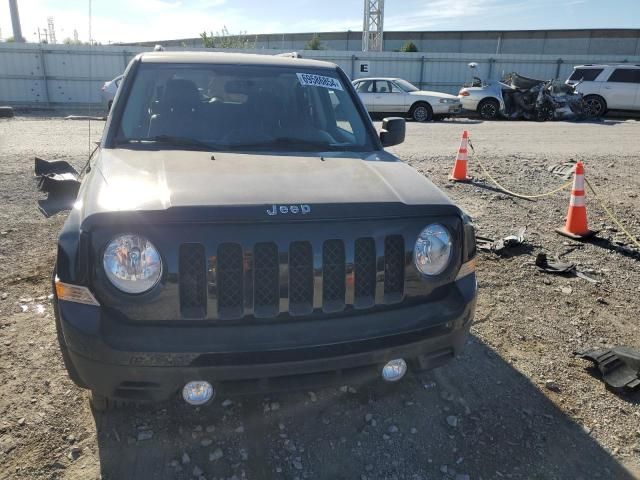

[52,52,477,410]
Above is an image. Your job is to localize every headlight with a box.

[414,224,452,276]
[103,234,162,294]
[439,98,459,104]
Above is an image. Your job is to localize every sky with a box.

[1,0,639,44]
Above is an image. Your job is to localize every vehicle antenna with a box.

[87,0,92,162]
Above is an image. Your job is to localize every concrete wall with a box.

[128,29,640,56]
[1,43,639,107]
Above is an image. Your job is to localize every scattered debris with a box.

[575,347,640,392]
[446,416,458,428]
[548,161,577,179]
[544,380,561,392]
[67,446,82,460]
[477,227,527,255]
[33,157,81,217]
[535,253,599,283]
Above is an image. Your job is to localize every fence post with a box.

[555,58,563,79]
[122,50,129,70]
[487,58,495,79]
[38,45,51,106]
[419,55,425,89]
[350,54,356,78]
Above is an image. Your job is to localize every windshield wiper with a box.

[116,135,217,151]
[226,137,342,151]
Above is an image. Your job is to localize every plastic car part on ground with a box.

[548,161,578,179]
[477,227,526,255]
[34,157,81,217]
[535,252,599,283]
[575,347,640,392]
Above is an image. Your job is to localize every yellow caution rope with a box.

[584,177,640,250]
[468,138,573,200]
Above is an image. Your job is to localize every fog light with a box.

[182,381,214,405]
[381,359,407,382]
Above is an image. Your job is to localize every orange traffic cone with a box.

[449,130,472,182]
[556,161,596,239]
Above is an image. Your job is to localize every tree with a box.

[399,41,418,53]
[201,26,254,49]
[63,37,84,45]
[305,34,323,50]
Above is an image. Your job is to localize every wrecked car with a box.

[44,51,477,411]
[459,65,584,121]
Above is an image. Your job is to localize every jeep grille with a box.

[178,236,406,320]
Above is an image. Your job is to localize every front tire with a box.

[410,102,433,122]
[583,95,606,118]
[478,98,500,120]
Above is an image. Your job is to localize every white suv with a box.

[567,64,640,117]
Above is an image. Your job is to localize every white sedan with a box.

[352,77,462,122]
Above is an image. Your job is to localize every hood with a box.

[76,148,456,225]
[409,90,460,100]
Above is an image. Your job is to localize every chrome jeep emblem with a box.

[266,204,311,216]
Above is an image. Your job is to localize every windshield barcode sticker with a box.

[297,73,343,91]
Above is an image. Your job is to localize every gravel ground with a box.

[1,115,639,480]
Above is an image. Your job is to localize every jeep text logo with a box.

[266,204,311,216]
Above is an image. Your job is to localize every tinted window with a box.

[116,63,374,152]
[607,69,640,84]
[568,68,603,81]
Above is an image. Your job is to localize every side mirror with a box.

[380,117,405,147]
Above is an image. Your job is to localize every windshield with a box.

[115,63,374,152]
[394,79,420,92]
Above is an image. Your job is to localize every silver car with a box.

[100,74,123,112]
[457,76,510,120]
[352,77,462,122]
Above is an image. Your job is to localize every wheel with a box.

[477,98,499,120]
[0,106,14,118]
[410,102,433,122]
[583,95,606,118]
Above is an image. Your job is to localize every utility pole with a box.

[9,0,26,42]
[362,0,384,52]
[47,16,56,44]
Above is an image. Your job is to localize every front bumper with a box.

[57,275,477,401]
[432,102,463,115]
